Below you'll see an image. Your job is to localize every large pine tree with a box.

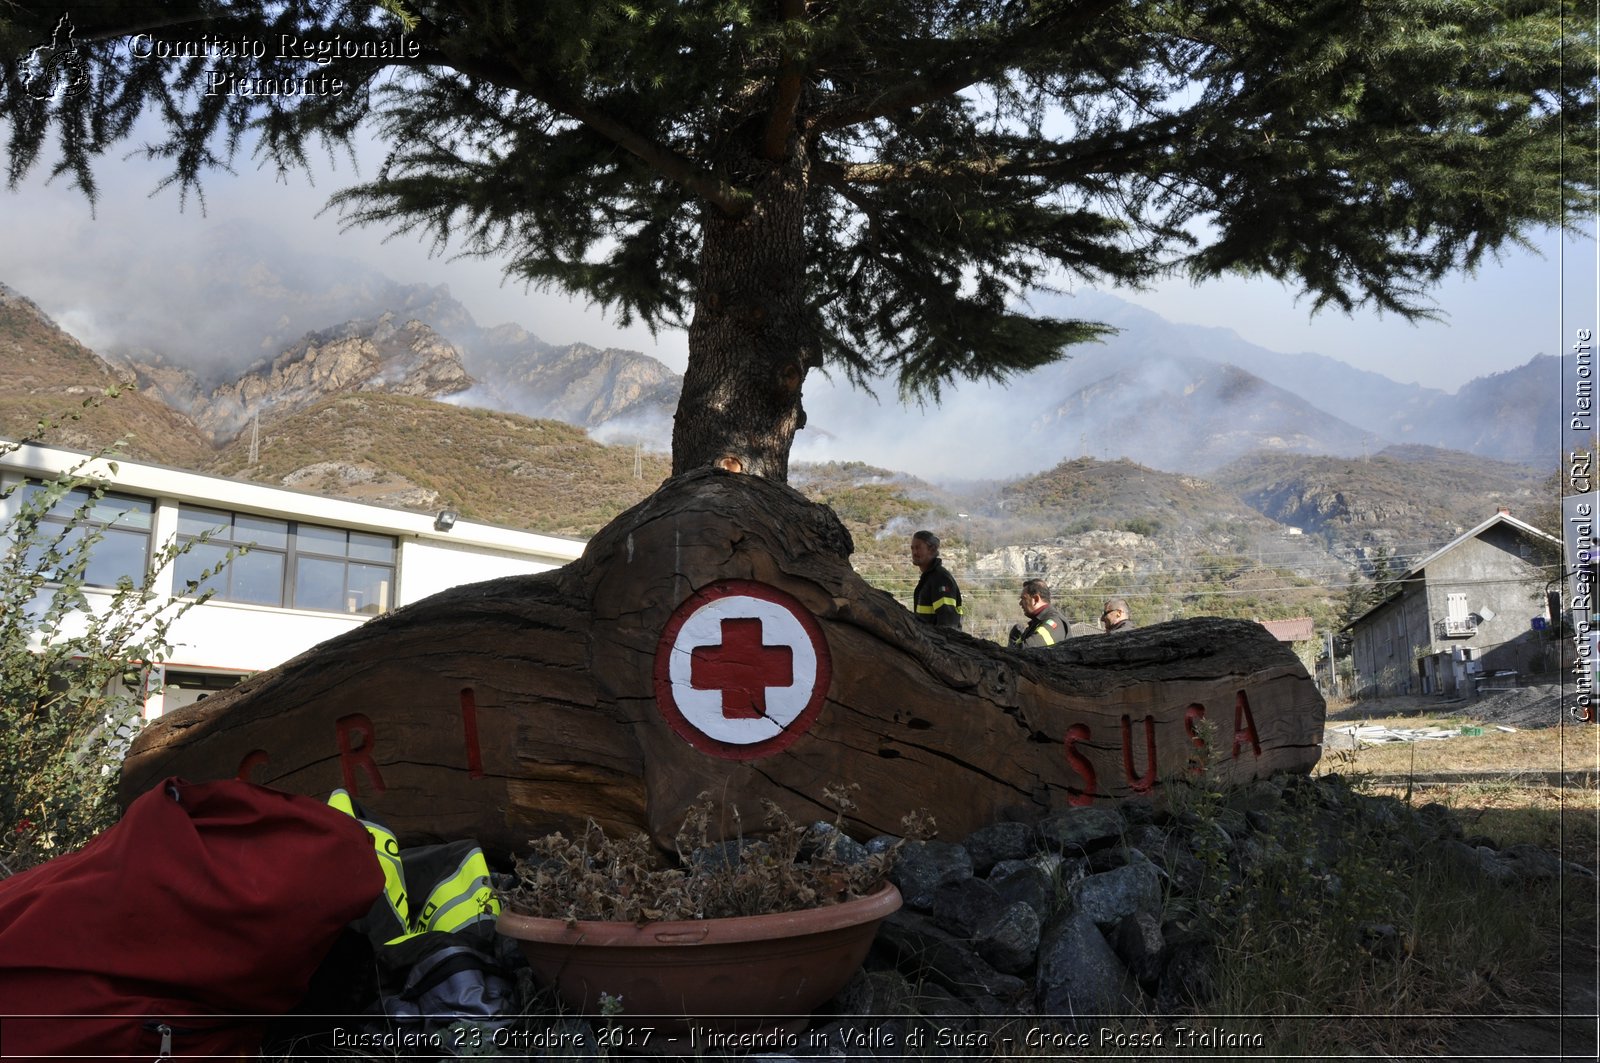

[3,1,1592,481]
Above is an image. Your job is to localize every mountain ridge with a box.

[0,276,1558,583]
[1020,289,1558,470]
[106,281,685,447]
[11,234,1560,475]
[1024,354,1376,470]
[3,277,1566,645]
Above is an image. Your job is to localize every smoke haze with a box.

[0,126,1586,482]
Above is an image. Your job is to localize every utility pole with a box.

[248,410,260,465]
[1325,629,1339,698]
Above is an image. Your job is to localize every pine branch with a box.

[819,116,1192,185]
[404,14,753,216]
[809,0,1121,134]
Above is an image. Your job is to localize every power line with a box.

[849,534,1559,582]
[854,570,1565,602]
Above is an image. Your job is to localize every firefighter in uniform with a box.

[910,529,963,630]
[1008,579,1071,648]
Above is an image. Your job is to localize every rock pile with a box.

[799,771,1594,1048]
[406,773,1591,1061]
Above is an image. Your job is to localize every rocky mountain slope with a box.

[19,220,1552,475]
[106,280,682,446]
[1421,356,1561,459]
[113,313,473,441]
[466,324,680,441]
[806,448,1557,638]
[0,283,213,467]
[0,280,671,537]
[955,458,1345,628]
[1210,445,1546,569]
[1041,290,1562,467]
[1025,356,1373,471]
[0,277,1560,617]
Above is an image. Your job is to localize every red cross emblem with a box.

[690,618,794,718]
[653,580,832,760]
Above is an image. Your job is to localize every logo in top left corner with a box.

[23,14,89,102]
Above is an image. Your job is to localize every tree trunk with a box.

[120,469,1326,858]
[671,149,814,481]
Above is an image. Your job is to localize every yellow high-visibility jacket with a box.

[913,558,963,630]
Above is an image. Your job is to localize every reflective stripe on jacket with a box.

[327,788,410,943]
[913,559,964,630]
[327,790,500,945]
[1009,606,1071,649]
[416,848,498,935]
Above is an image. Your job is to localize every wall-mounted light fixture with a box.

[434,508,459,532]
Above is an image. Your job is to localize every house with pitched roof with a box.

[1342,509,1563,698]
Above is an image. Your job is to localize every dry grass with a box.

[1276,696,1600,1057]
[1317,696,1600,875]
[1320,720,1600,779]
[1378,780,1599,871]
[205,394,674,537]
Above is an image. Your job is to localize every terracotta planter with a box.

[497,882,901,1040]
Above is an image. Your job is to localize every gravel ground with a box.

[1331,681,1578,731]
[1465,681,1570,730]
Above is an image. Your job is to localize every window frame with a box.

[9,479,155,590]
[173,504,396,616]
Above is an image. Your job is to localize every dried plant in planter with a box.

[503,784,932,924]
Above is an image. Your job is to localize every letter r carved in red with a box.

[336,713,386,796]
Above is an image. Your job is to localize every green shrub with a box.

[0,434,213,874]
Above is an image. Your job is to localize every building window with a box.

[174,506,395,615]
[291,525,396,615]
[175,508,288,606]
[161,668,249,712]
[16,483,154,589]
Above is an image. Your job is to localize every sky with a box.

[1118,225,1595,384]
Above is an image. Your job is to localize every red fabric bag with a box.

[0,777,383,1060]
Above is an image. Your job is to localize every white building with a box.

[2,441,586,717]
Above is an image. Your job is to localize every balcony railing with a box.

[1439,617,1477,637]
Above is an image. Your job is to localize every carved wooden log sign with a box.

[121,469,1326,856]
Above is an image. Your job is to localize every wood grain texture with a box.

[121,469,1325,856]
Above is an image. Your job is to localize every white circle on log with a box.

[666,594,818,744]
[653,579,833,760]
